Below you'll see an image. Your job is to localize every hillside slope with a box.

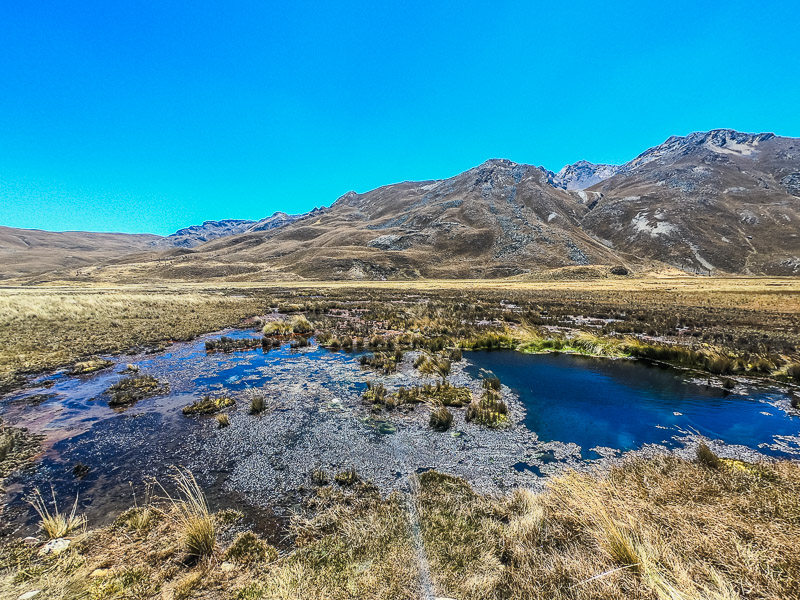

[75,161,628,282]
[582,130,800,275]
[0,226,161,280]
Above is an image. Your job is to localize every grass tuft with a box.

[696,442,721,469]
[224,531,278,564]
[28,487,87,539]
[162,467,215,558]
[182,395,235,416]
[429,406,453,431]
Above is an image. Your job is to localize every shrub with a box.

[216,414,230,428]
[787,363,800,380]
[791,395,799,410]
[429,406,453,431]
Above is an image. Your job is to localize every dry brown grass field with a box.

[3,276,800,392]
[2,457,798,600]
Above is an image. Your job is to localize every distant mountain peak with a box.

[548,161,621,191]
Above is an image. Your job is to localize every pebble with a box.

[17,591,41,600]
[221,561,236,572]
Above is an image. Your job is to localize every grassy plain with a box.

[0,287,267,392]
[2,276,800,598]
[2,275,798,388]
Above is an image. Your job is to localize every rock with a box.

[22,536,39,545]
[18,591,41,600]
[39,538,70,555]
[220,561,236,572]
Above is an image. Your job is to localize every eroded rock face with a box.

[781,172,800,197]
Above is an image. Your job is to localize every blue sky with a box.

[1,1,799,235]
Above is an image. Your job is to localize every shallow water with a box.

[465,351,800,459]
[2,333,799,539]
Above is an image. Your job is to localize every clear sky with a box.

[1,1,799,235]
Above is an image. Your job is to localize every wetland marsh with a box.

[2,282,800,599]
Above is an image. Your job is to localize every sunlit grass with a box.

[29,487,87,539]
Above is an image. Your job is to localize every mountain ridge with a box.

[3,128,799,282]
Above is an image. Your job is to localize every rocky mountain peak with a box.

[623,129,777,172]
[548,160,621,191]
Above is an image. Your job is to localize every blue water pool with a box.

[465,351,800,459]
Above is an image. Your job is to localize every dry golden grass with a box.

[29,488,87,540]
[161,467,216,558]
[0,287,266,391]
[3,458,799,599]
[418,457,800,600]
[3,276,800,393]
[0,480,418,600]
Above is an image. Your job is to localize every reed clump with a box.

[414,354,451,379]
[205,335,263,352]
[360,350,403,374]
[106,375,169,408]
[466,380,509,427]
[182,395,235,416]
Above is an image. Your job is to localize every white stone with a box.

[39,538,70,555]
[18,591,41,600]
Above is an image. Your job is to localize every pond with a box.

[1,332,799,540]
[465,350,800,459]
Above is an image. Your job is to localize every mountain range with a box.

[3,129,799,282]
